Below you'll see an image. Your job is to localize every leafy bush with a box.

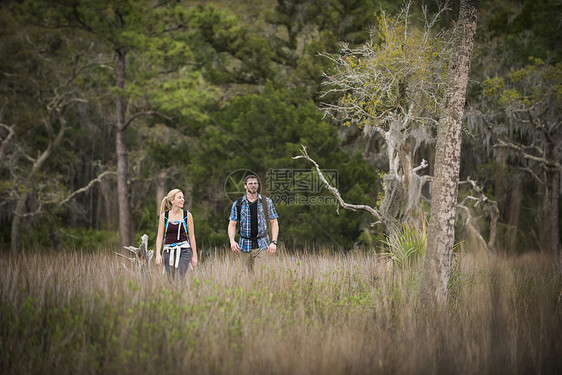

[383,220,427,267]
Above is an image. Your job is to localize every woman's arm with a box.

[188,212,198,267]
[155,212,165,266]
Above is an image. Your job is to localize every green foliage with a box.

[263,0,397,97]
[383,220,427,267]
[491,58,562,107]
[186,82,379,248]
[323,7,452,130]
[0,0,557,253]
[478,0,561,66]
[59,229,121,250]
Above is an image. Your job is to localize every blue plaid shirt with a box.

[229,195,278,252]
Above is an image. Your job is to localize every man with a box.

[228,174,279,272]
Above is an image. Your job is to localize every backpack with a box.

[164,209,189,240]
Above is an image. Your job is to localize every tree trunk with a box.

[494,147,509,222]
[10,113,67,252]
[156,170,166,216]
[421,0,480,306]
[115,48,134,248]
[10,193,27,253]
[506,176,523,252]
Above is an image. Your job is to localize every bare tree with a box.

[421,0,480,306]
[319,1,454,229]
[292,2,494,277]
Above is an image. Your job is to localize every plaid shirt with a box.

[229,195,278,252]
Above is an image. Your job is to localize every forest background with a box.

[0,0,560,256]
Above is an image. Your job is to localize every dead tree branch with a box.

[115,234,154,273]
[456,204,490,251]
[293,145,387,228]
[494,139,561,170]
[58,170,117,207]
[458,177,499,252]
[0,122,15,161]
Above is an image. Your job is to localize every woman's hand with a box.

[156,254,162,266]
[191,254,198,268]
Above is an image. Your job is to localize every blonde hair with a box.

[160,188,182,214]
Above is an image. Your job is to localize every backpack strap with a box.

[236,196,270,224]
[182,209,189,236]
[235,198,243,234]
[261,195,270,223]
[164,210,189,239]
[235,197,243,222]
[164,210,170,238]
[260,195,271,238]
[235,196,272,240]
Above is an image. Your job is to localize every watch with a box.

[271,240,277,245]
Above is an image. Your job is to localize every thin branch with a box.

[518,166,546,185]
[0,123,15,161]
[58,171,117,207]
[421,175,433,186]
[114,252,136,262]
[412,159,428,173]
[124,110,174,130]
[456,203,492,252]
[494,140,561,170]
[293,145,387,228]
[13,201,43,218]
[458,177,499,252]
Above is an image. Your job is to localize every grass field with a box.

[1,247,561,374]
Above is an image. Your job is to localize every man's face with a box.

[244,178,259,194]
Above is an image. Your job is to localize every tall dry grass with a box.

[1,247,560,374]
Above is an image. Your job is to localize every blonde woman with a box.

[155,189,197,279]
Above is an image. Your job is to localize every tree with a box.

[186,82,379,248]
[459,0,561,254]
[1,0,279,249]
[32,0,216,248]
[468,59,561,258]
[0,4,112,251]
[265,0,396,100]
[317,2,455,230]
[421,0,479,306]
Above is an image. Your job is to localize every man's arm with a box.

[267,218,279,254]
[228,220,240,252]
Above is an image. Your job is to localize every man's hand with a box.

[267,242,277,255]
[230,240,240,252]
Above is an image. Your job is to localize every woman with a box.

[155,188,198,279]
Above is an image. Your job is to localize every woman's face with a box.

[172,192,185,208]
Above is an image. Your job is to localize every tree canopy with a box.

[0,0,559,256]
